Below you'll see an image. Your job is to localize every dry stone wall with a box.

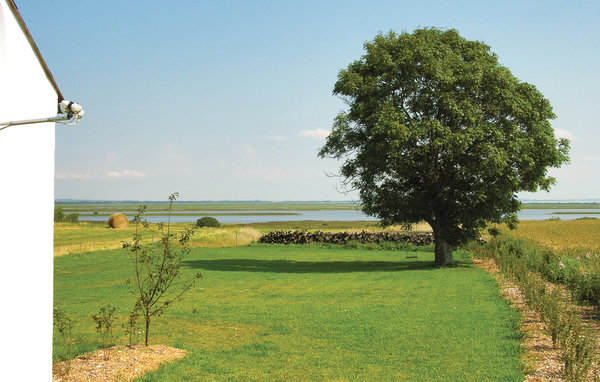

[258,230,434,245]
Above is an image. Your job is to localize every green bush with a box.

[64,213,79,223]
[54,206,79,223]
[196,216,221,228]
[54,206,65,222]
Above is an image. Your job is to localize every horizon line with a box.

[55,198,600,203]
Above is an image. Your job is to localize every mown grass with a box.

[54,245,524,381]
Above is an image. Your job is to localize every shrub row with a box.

[258,230,434,245]
[469,235,598,381]
[476,235,600,305]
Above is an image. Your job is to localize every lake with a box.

[77,209,599,224]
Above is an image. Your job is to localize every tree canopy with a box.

[319,28,569,266]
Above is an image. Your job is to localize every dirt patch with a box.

[52,345,186,382]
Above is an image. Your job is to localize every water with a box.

[77,209,598,224]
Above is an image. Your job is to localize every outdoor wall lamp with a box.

[0,99,84,131]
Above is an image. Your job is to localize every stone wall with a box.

[258,230,434,245]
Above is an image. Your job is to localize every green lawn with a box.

[54,244,523,381]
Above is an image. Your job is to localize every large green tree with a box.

[319,28,569,266]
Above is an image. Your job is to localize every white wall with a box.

[0,1,57,378]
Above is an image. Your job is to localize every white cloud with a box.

[268,135,288,142]
[298,129,330,141]
[104,169,146,179]
[554,128,577,142]
[55,172,92,180]
[579,155,599,161]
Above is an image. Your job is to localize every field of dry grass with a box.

[54,222,262,257]
[489,219,600,255]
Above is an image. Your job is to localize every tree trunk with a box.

[432,225,454,266]
[145,317,150,346]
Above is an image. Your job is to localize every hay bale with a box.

[108,213,129,229]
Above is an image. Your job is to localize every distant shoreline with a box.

[55,200,600,212]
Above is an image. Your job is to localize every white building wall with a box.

[0,1,57,377]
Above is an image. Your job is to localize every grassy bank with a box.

[54,245,523,381]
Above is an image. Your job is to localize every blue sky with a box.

[18,0,600,201]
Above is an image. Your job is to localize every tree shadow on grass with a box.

[183,258,470,273]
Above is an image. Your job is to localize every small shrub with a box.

[196,216,221,228]
[53,307,77,360]
[519,273,546,311]
[122,305,141,346]
[539,287,565,348]
[560,310,597,381]
[91,304,117,347]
